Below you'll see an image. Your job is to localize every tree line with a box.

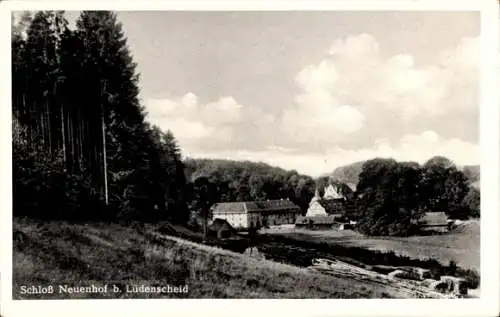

[353,156,480,236]
[184,158,316,228]
[12,11,188,223]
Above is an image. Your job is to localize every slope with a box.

[13,218,410,299]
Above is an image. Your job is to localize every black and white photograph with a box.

[1,0,499,316]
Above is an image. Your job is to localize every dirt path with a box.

[151,231,416,298]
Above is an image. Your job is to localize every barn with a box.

[295,214,344,230]
[208,218,237,239]
[417,212,450,232]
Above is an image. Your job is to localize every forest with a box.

[12,11,479,237]
[12,11,188,223]
[11,11,317,225]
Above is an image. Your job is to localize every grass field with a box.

[12,218,412,299]
[263,220,480,271]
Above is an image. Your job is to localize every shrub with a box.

[462,187,480,219]
[13,127,104,221]
[457,268,480,289]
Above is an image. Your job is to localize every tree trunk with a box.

[203,205,208,243]
[67,108,73,172]
[78,107,83,170]
[60,99,66,171]
[46,98,52,152]
[101,102,109,206]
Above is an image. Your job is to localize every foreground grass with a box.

[13,218,407,299]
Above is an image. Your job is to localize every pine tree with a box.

[21,11,68,152]
[13,10,189,222]
[75,11,142,214]
[75,11,188,222]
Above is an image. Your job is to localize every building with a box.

[306,189,328,216]
[323,184,343,199]
[256,200,301,227]
[211,199,301,230]
[295,214,343,230]
[300,184,355,230]
[305,187,347,217]
[417,212,450,232]
[208,218,237,239]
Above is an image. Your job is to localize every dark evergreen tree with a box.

[12,11,188,223]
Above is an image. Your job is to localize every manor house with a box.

[211,199,301,230]
[306,184,346,217]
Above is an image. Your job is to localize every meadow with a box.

[263,220,480,271]
[12,218,410,299]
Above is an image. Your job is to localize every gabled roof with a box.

[212,202,247,214]
[255,199,300,211]
[244,202,261,212]
[323,184,343,199]
[212,200,300,214]
[209,218,235,232]
[346,182,357,190]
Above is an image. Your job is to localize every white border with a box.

[1,1,499,317]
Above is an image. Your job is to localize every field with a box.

[12,218,414,299]
[263,220,480,271]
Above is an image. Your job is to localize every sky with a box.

[14,11,480,177]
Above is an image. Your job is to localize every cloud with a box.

[144,33,479,176]
[144,93,273,153]
[281,34,479,151]
[331,130,479,169]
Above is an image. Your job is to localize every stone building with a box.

[207,218,237,239]
[211,199,301,230]
[299,183,354,230]
[305,189,327,216]
[305,185,347,217]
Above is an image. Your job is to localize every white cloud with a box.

[144,93,271,153]
[336,130,479,168]
[282,52,369,143]
[144,33,479,176]
[281,34,479,160]
[283,34,479,141]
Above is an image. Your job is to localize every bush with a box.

[462,187,480,219]
[13,134,65,218]
[457,268,480,289]
[13,127,104,221]
[187,216,202,232]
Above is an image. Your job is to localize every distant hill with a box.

[329,161,366,186]
[183,158,316,212]
[328,161,480,189]
[462,165,480,185]
[184,158,294,182]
